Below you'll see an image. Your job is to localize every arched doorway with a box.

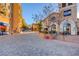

[48,22,59,34]
[60,20,77,35]
[51,24,56,34]
[63,23,71,35]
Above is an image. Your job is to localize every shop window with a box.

[63,23,71,35]
[52,17,56,20]
[49,24,57,34]
[52,24,56,29]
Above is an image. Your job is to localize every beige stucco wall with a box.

[59,3,77,35]
[42,13,60,32]
[48,13,60,32]
[59,3,77,23]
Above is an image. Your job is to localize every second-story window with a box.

[50,17,56,21]
[68,3,73,6]
[62,3,66,7]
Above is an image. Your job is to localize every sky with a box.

[22,3,47,25]
[22,3,79,25]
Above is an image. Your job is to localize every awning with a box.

[0,26,6,30]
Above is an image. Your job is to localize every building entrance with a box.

[63,23,71,35]
[60,20,77,35]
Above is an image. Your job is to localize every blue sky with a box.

[22,3,47,25]
[22,3,79,25]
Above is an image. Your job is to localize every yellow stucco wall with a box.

[0,3,22,33]
[0,16,9,23]
[32,24,39,31]
[11,3,22,33]
[0,15,9,32]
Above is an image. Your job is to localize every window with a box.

[68,3,72,6]
[67,23,71,26]
[52,24,56,29]
[50,24,57,34]
[52,17,56,20]
[62,3,66,7]
[63,23,71,35]
[50,17,56,21]
[64,9,71,16]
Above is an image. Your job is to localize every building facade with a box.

[42,3,79,35]
[0,4,10,32]
[59,3,77,35]
[32,23,39,31]
[10,4,22,34]
[42,12,60,34]
[0,3,22,34]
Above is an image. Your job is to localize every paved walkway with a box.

[0,32,79,56]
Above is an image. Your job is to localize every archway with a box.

[63,23,71,35]
[48,22,59,34]
[60,20,77,35]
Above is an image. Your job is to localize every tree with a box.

[31,4,59,32]
[43,4,55,17]
[37,21,42,32]
[32,14,40,23]
[21,18,29,31]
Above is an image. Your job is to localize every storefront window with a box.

[49,24,57,34]
[63,23,71,35]
[52,24,56,29]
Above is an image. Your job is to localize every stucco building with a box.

[10,4,22,34]
[42,12,60,34]
[59,3,77,35]
[42,3,79,35]
[0,4,10,32]
[32,23,39,31]
[0,3,22,34]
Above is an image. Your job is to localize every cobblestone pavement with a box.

[0,32,79,56]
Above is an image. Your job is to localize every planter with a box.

[44,34,55,40]
[39,32,56,40]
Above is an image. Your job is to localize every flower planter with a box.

[44,34,55,40]
[39,32,56,40]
